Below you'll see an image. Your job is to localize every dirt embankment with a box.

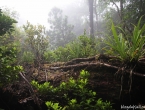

[0,54,145,110]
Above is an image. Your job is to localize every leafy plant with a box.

[31,81,56,95]
[45,101,65,110]
[23,21,49,64]
[104,16,145,101]
[21,51,34,63]
[96,98,113,110]
[104,16,145,63]
[44,34,98,62]
[105,23,129,61]
[0,45,23,86]
[0,9,23,86]
[31,80,57,95]
[0,9,17,35]
[128,16,145,62]
[31,70,113,110]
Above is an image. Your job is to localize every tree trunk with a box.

[120,0,123,21]
[120,0,125,35]
[88,0,94,39]
[139,0,143,17]
[94,0,98,32]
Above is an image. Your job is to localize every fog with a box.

[0,0,142,38]
[0,0,75,27]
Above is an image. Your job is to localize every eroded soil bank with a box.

[1,54,145,110]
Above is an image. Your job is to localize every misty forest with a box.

[1,0,145,110]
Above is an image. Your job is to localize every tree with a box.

[0,9,17,36]
[1,7,19,20]
[93,0,111,35]
[124,0,145,27]
[88,0,94,39]
[47,7,75,49]
[1,8,28,64]
[23,21,49,65]
[0,8,19,51]
[104,0,145,33]
[0,9,22,86]
[61,0,89,36]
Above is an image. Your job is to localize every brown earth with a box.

[0,54,145,110]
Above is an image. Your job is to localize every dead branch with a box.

[19,72,41,109]
[64,56,96,65]
[111,0,121,18]
[50,62,145,78]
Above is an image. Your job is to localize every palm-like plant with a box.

[104,16,145,101]
[105,16,145,63]
[129,17,145,62]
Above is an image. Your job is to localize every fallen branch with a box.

[65,56,96,65]
[50,62,145,77]
[19,72,41,109]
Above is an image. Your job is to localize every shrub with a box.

[0,9,23,86]
[0,46,23,86]
[44,34,98,62]
[21,51,34,63]
[31,70,113,110]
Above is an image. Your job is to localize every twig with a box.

[45,69,48,82]
[19,72,42,110]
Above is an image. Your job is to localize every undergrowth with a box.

[104,16,145,63]
[31,70,113,110]
[104,16,145,101]
[44,33,98,62]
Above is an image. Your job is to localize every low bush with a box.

[0,46,23,86]
[21,51,34,63]
[44,34,98,62]
[31,70,113,110]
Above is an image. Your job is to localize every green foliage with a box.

[23,21,49,63]
[105,22,129,61]
[124,0,145,25]
[79,70,90,79]
[31,81,56,95]
[0,46,23,86]
[45,101,65,110]
[0,9,17,35]
[44,34,98,62]
[31,70,113,110]
[21,51,34,63]
[0,9,20,48]
[0,8,25,65]
[104,16,145,63]
[96,98,113,110]
[0,9,23,86]
[129,16,145,61]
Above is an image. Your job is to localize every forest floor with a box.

[0,54,145,110]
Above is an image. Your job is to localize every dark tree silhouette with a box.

[88,0,94,39]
